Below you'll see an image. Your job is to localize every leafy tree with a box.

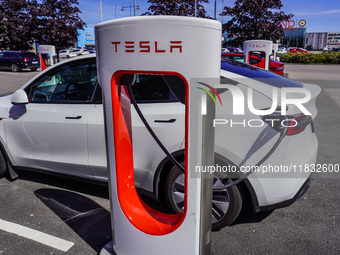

[0,0,31,50]
[39,0,86,52]
[220,0,293,46]
[0,0,85,51]
[143,0,210,18]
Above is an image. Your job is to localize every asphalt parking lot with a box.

[0,65,339,255]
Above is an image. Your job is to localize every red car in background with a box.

[221,52,285,76]
[289,48,309,53]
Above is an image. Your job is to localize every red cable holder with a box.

[110,70,189,235]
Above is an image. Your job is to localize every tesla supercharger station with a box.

[244,40,273,70]
[95,16,221,255]
[272,43,279,61]
[38,45,56,68]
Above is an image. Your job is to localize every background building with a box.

[305,32,327,50]
[282,27,306,48]
[77,27,95,48]
[326,32,340,50]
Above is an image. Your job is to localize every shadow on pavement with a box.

[35,188,112,253]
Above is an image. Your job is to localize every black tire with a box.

[165,164,243,231]
[0,150,8,178]
[30,68,37,71]
[10,64,20,72]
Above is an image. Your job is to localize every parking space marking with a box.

[324,88,340,108]
[0,218,74,252]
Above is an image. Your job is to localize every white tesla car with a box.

[0,55,320,230]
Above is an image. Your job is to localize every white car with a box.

[58,49,77,59]
[277,47,288,54]
[71,49,90,56]
[0,55,320,231]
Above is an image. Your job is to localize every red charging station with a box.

[38,45,56,70]
[95,16,221,255]
[244,40,273,71]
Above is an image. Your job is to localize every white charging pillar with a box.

[244,40,273,70]
[272,43,279,61]
[38,45,56,67]
[96,16,221,255]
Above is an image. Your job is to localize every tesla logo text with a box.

[111,41,182,53]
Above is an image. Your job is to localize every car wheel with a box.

[10,64,20,72]
[30,68,37,71]
[0,150,8,178]
[165,164,242,231]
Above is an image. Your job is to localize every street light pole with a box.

[134,0,137,17]
[121,2,140,17]
[195,0,197,17]
[113,6,117,19]
[100,0,103,22]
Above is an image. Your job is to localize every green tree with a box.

[143,0,210,18]
[220,0,293,46]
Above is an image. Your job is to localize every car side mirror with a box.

[11,89,29,105]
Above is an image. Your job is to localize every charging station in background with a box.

[244,40,273,71]
[95,16,221,255]
[272,43,279,61]
[38,45,56,70]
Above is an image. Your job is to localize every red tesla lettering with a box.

[125,41,135,53]
[155,41,166,53]
[111,40,183,53]
[111,42,121,52]
[170,41,182,53]
[140,41,150,52]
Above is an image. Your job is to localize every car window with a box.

[130,74,182,104]
[233,55,245,63]
[27,60,98,103]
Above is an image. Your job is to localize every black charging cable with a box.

[126,82,287,190]
[212,128,287,190]
[125,84,185,173]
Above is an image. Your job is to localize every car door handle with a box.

[65,116,82,119]
[154,119,176,123]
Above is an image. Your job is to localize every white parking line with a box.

[0,218,74,252]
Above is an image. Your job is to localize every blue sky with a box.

[78,0,340,33]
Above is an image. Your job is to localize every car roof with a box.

[221,58,301,88]
[3,50,21,53]
[221,52,243,55]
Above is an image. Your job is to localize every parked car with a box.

[86,47,96,54]
[221,52,286,76]
[59,49,77,59]
[277,47,288,54]
[0,55,320,231]
[290,48,309,53]
[71,49,90,56]
[0,51,40,72]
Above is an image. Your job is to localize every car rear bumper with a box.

[247,124,318,211]
[22,62,40,69]
[255,177,311,212]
